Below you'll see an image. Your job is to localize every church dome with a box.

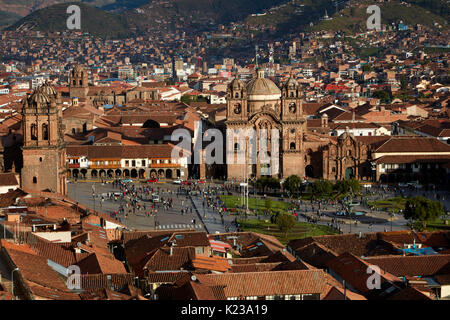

[73,64,84,72]
[29,89,50,105]
[228,77,245,91]
[246,68,281,101]
[40,82,57,98]
[284,76,298,89]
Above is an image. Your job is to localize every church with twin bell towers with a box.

[226,68,306,181]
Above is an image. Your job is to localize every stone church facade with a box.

[225,69,306,180]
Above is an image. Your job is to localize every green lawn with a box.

[237,219,338,245]
[219,195,291,215]
[368,197,408,213]
[413,218,450,232]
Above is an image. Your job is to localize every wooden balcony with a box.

[90,164,121,169]
[149,163,180,168]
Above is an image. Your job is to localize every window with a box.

[234,143,240,151]
[31,124,37,140]
[290,142,296,150]
[125,160,129,167]
[348,150,352,156]
[132,160,136,167]
[39,157,42,162]
[142,160,146,167]
[33,177,37,184]
[195,247,204,254]
[235,92,239,98]
[42,123,49,140]
[332,167,336,172]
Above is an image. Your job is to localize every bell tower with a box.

[69,64,89,99]
[21,84,67,195]
[226,74,248,121]
[280,75,306,178]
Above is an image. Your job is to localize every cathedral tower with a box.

[280,75,305,177]
[69,64,89,99]
[21,83,67,195]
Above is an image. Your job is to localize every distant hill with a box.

[6,2,131,38]
[242,0,448,35]
[0,10,22,28]
[309,0,448,33]
[0,0,117,28]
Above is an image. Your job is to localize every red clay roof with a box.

[194,270,329,298]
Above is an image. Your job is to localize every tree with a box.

[283,175,302,197]
[267,177,280,190]
[265,198,272,214]
[404,196,443,229]
[400,75,408,91]
[334,179,361,196]
[276,214,296,239]
[372,90,391,103]
[310,180,333,198]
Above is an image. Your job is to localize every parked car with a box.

[182,180,192,185]
[121,179,132,183]
[173,179,182,184]
[152,194,160,203]
[197,180,206,184]
[147,178,158,183]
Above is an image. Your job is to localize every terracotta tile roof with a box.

[323,286,367,300]
[386,286,432,300]
[288,233,385,258]
[364,254,450,277]
[194,270,329,298]
[230,262,282,273]
[146,271,190,284]
[168,231,210,247]
[3,247,72,293]
[375,137,450,153]
[79,288,134,300]
[0,173,19,187]
[125,234,171,267]
[26,282,80,300]
[191,255,231,273]
[326,252,400,295]
[26,233,83,268]
[229,256,268,264]
[290,241,338,269]
[0,189,27,207]
[375,155,450,164]
[143,247,196,273]
[77,253,127,275]
[80,274,134,292]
